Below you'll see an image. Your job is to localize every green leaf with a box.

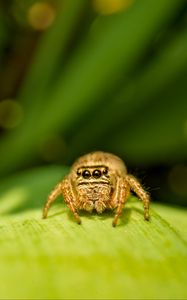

[0,166,186,299]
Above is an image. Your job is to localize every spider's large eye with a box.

[93,169,101,179]
[82,170,91,179]
[103,168,108,175]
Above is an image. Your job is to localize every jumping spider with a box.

[43,151,150,226]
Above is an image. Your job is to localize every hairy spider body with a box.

[43,151,150,226]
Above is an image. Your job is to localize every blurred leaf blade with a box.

[68,25,187,159]
[19,0,87,110]
[0,10,8,64]
[39,0,186,132]
[109,73,187,165]
[0,166,186,299]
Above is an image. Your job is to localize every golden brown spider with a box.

[43,151,150,226]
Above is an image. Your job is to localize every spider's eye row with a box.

[103,168,108,175]
[82,170,91,179]
[79,168,108,178]
[93,169,101,179]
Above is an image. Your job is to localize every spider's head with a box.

[71,151,127,184]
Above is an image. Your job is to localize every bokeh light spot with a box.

[92,0,133,15]
[28,1,56,31]
[168,164,187,196]
[0,99,24,129]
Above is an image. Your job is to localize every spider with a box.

[43,151,150,226]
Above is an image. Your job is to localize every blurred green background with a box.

[0,0,187,299]
[0,0,187,205]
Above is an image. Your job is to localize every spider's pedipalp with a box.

[61,177,82,224]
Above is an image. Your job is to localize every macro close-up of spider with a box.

[43,151,150,226]
[1,1,187,298]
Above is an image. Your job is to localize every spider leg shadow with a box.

[45,203,146,226]
[67,209,99,223]
[46,210,65,219]
[66,207,132,226]
[132,206,151,222]
[44,203,67,219]
[115,207,132,227]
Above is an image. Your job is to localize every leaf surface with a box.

[0,166,186,299]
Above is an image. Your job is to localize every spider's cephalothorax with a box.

[43,151,150,226]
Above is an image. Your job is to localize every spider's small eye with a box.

[77,170,81,176]
[93,169,101,179]
[103,168,108,175]
[82,170,91,179]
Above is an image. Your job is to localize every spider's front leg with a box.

[111,177,130,227]
[126,174,150,221]
[43,182,62,219]
[43,176,81,224]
